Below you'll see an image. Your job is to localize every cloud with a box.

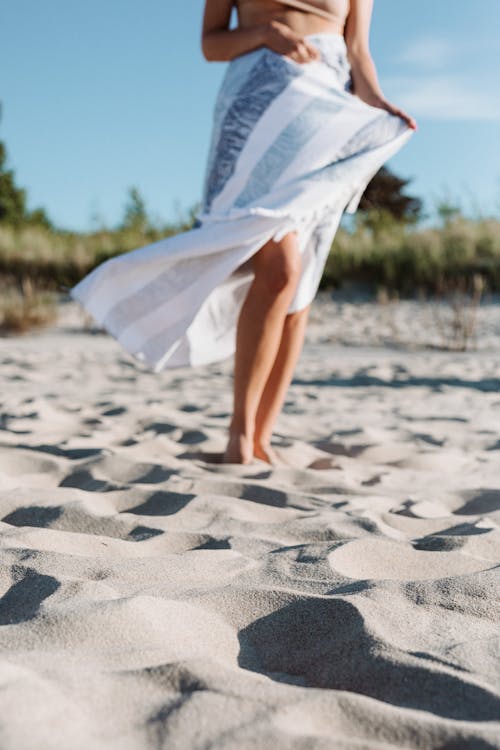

[384,74,500,122]
[397,36,455,69]
[384,33,500,120]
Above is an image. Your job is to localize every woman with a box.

[70,0,416,465]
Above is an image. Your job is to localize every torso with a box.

[236,0,350,36]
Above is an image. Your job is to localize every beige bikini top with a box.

[239,0,347,24]
[276,0,346,23]
[280,0,339,21]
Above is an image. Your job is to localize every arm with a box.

[201,0,320,63]
[344,0,417,130]
[344,0,384,106]
[201,0,266,61]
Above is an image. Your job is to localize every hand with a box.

[380,98,417,130]
[372,96,418,131]
[349,65,418,131]
[263,20,320,64]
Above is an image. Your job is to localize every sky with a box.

[1,0,499,231]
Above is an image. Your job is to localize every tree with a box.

[436,199,461,227]
[26,206,53,230]
[121,186,149,232]
[0,108,53,229]
[358,166,423,224]
[0,140,27,225]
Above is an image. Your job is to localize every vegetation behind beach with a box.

[1,136,499,337]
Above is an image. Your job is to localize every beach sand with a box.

[1,294,499,749]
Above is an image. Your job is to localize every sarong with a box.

[70,33,414,371]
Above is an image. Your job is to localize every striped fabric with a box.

[70,33,413,371]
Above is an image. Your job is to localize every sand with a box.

[0,294,499,749]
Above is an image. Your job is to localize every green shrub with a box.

[1,211,500,298]
[322,213,500,295]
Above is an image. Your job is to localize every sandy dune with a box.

[0,296,499,749]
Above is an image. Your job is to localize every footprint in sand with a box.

[327,538,493,581]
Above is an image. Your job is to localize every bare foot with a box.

[223,433,254,464]
[253,442,287,465]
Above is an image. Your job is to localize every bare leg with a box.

[224,232,301,463]
[254,305,310,462]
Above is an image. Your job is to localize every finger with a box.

[403,112,418,129]
[379,98,418,130]
[298,40,317,61]
[305,43,320,60]
[296,42,311,62]
[388,104,417,129]
[304,42,320,61]
[391,107,413,124]
[288,50,305,64]
[396,109,418,130]
[402,115,417,130]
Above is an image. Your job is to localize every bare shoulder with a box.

[344,0,374,54]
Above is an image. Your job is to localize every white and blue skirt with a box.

[70,33,413,371]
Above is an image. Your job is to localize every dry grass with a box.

[0,220,190,291]
[1,212,499,340]
[0,278,58,334]
[322,215,500,295]
[429,274,485,352]
[1,214,500,295]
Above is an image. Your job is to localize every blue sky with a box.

[1,0,499,231]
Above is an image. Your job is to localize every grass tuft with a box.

[0,278,58,334]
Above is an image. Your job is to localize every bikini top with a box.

[276,0,346,23]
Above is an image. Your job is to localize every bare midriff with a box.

[236,0,349,36]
